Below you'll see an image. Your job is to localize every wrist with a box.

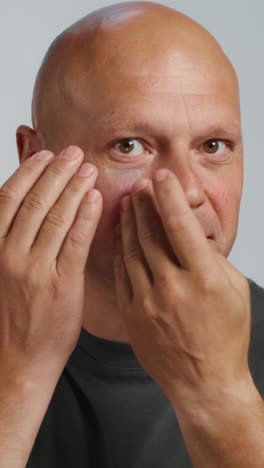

[0,354,66,394]
[170,372,263,427]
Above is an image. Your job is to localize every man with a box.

[1,1,264,467]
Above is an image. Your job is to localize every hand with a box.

[114,168,251,406]
[0,146,102,379]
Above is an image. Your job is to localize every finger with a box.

[153,169,213,272]
[31,164,99,266]
[0,150,55,240]
[114,254,133,307]
[120,195,152,299]
[7,146,86,253]
[56,188,103,276]
[113,221,133,303]
[131,178,180,280]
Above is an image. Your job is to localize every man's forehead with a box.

[89,79,240,120]
[63,48,235,92]
[61,67,239,124]
[93,99,241,140]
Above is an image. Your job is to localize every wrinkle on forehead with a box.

[61,72,239,121]
[94,88,241,140]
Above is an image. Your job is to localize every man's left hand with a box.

[114,168,252,408]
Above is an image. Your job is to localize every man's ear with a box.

[16,125,43,164]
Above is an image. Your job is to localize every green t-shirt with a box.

[27,278,264,467]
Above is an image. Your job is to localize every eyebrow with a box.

[100,117,242,139]
[100,118,155,133]
[193,122,242,140]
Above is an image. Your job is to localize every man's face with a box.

[41,41,243,282]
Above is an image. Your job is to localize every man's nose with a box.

[165,159,206,209]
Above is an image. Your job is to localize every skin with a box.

[15,3,264,467]
[17,1,243,343]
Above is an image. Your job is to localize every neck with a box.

[82,269,130,343]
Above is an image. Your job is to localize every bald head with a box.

[32,1,239,144]
[19,1,244,279]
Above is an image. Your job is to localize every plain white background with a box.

[1,0,263,286]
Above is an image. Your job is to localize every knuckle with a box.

[124,246,141,263]
[23,192,46,212]
[0,247,15,271]
[139,229,156,244]
[23,266,42,289]
[66,183,81,195]
[0,246,45,287]
[23,268,36,286]
[0,246,25,280]
[22,160,37,173]
[24,257,49,288]
[45,209,68,228]
[157,271,179,301]
[157,271,172,289]
[194,271,218,296]
[49,164,65,177]
[0,185,17,204]
[67,228,87,247]
[140,294,156,319]
[157,270,183,302]
[166,214,191,233]
[139,221,162,245]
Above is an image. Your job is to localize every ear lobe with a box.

[16,125,42,163]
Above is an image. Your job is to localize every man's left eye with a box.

[115,138,146,157]
[202,139,227,155]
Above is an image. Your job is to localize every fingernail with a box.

[86,189,100,204]
[60,146,82,160]
[34,150,54,161]
[78,163,96,177]
[153,168,169,182]
[133,178,148,192]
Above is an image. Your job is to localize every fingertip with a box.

[86,189,101,204]
[153,168,169,183]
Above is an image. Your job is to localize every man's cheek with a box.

[218,178,242,225]
[222,187,242,233]
[210,181,242,256]
[94,166,147,223]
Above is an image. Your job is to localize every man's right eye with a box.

[113,138,150,158]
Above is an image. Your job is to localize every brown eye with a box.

[118,139,135,153]
[203,139,226,155]
[115,138,145,157]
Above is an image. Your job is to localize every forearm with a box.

[172,375,264,468]
[0,362,63,468]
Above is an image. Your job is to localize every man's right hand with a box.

[0,145,102,380]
